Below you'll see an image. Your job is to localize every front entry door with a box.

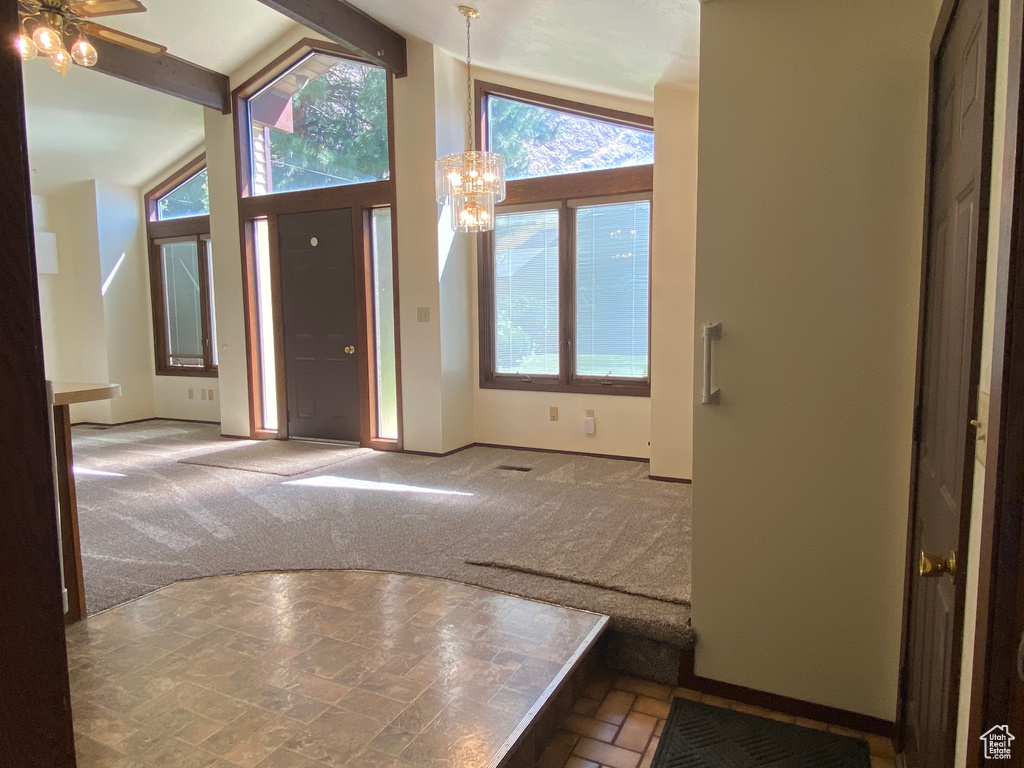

[278,209,360,442]
[903,0,994,764]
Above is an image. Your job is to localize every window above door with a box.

[244,51,389,197]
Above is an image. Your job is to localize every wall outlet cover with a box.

[417,307,430,323]
[188,388,194,400]
[201,390,207,400]
[585,409,595,417]
[549,406,558,421]
[208,389,215,402]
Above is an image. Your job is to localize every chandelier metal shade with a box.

[15,0,166,77]
[434,6,505,233]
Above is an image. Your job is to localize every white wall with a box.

[692,0,938,720]
[650,86,698,478]
[434,48,477,452]
[33,181,155,424]
[33,193,80,384]
[95,181,156,423]
[392,38,447,453]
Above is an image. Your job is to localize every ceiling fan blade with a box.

[67,0,147,18]
[79,21,166,56]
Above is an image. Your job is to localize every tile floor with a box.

[65,570,605,768]
[536,672,899,768]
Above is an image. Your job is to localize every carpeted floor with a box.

[71,420,693,646]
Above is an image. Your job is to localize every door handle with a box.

[702,322,722,405]
[344,345,355,355]
[919,550,957,579]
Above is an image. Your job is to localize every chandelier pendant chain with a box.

[466,12,474,151]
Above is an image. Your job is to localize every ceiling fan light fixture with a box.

[71,35,98,66]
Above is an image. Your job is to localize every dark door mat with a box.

[652,698,871,768]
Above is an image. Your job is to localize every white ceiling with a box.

[23,0,296,195]
[23,0,700,197]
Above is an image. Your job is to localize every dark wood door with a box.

[278,209,361,442]
[903,0,994,764]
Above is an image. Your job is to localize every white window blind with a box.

[493,209,560,376]
[161,240,204,367]
[575,200,650,379]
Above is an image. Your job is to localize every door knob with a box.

[344,345,355,355]
[920,550,957,579]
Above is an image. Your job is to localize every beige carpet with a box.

[71,420,693,646]
[180,439,370,476]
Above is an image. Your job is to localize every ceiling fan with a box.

[16,0,168,76]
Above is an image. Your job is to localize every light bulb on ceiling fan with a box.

[32,22,61,55]
[71,35,97,67]
[14,33,37,61]
[50,47,71,77]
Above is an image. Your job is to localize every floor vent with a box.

[496,465,532,472]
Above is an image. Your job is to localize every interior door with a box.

[278,208,361,442]
[903,0,994,764]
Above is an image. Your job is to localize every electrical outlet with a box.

[201,389,207,401]
[417,307,430,323]
[208,389,214,402]
[585,409,595,418]
[549,406,558,421]
[188,387,194,400]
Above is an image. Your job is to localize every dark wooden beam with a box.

[255,0,407,77]
[87,38,231,113]
[0,0,78,765]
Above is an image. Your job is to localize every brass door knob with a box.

[920,550,957,579]
[344,345,355,355]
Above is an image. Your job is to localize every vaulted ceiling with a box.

[23,0,700,196]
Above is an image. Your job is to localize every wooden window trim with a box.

[475,84,653,398]
[145,156,216,378]
[148,222,217,378]
[234,40,403,448]
[144,153,207,222]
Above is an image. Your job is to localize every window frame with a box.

[144,156,217,378]
[233,39,403,448]
[476,82,654,397]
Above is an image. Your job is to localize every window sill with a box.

[480,376,650,398]
[155,367,219,379]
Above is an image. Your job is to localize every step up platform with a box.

[65,570,608,767]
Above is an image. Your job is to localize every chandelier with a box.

[434,6,506,233]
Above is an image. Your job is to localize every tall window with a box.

[478,84,653,395]
[246,52,389,196]
[145,157,217,376]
